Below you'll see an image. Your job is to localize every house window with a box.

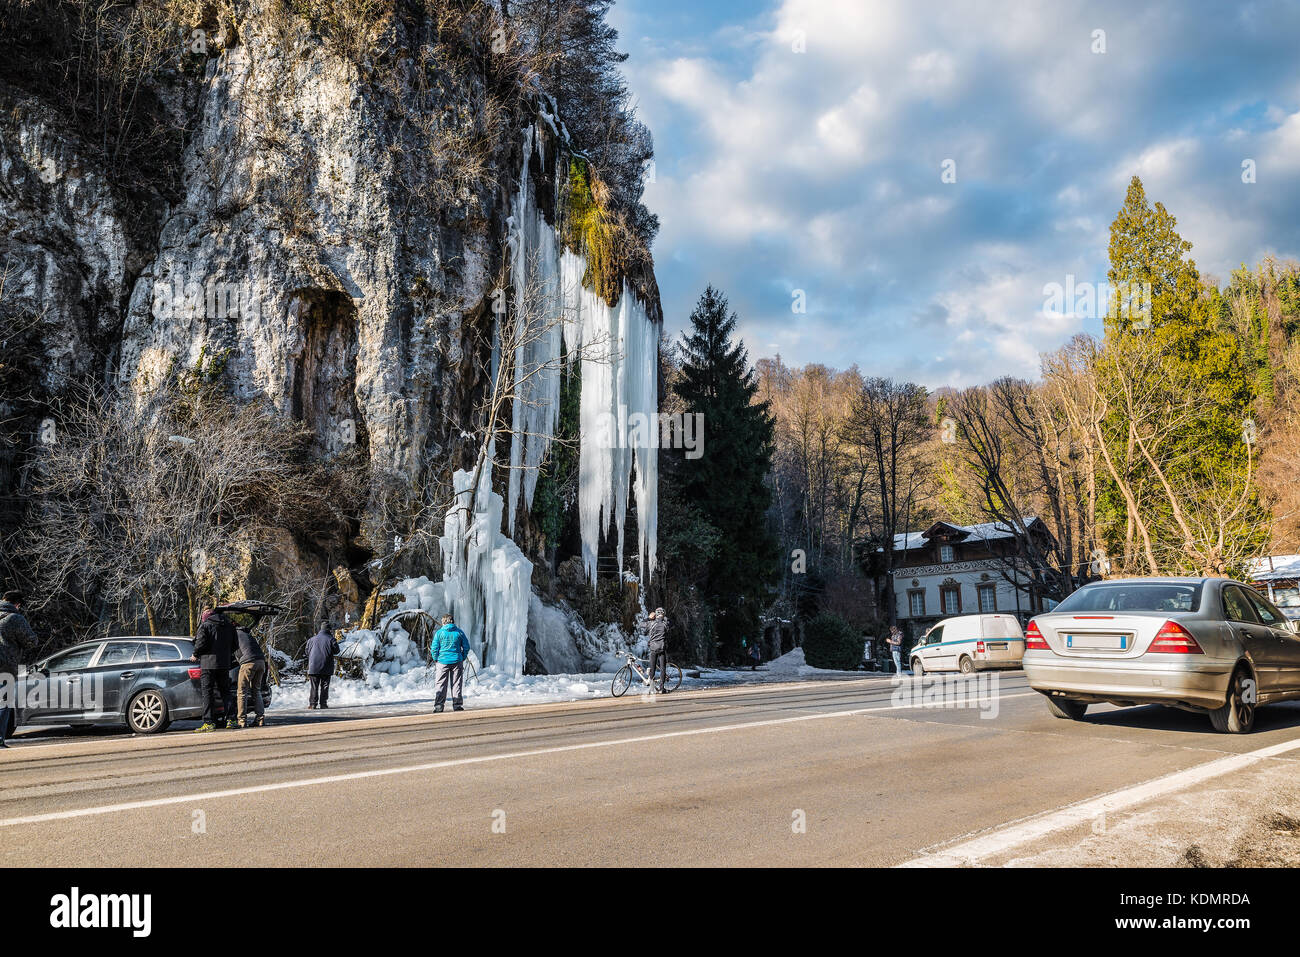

[908,590,925,617]
[940,545,954,563]
[940,584,961,616]
[978,583,997,613]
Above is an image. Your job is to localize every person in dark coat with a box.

[235,626,268,728]
[642,608,669,693]
[305,622,339,710]
[191,607,237,732]
[0,590,39,748]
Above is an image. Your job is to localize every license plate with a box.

[1065,633,1127,650]
[988,642,1007,650]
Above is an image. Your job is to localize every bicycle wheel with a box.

[664,663,682,692]
[611,665,634,697]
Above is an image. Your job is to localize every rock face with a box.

[1,3,523,556]
[117,13,504,486]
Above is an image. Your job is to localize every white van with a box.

[910,614,1025,675]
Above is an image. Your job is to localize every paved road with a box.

[3,673,1300,866]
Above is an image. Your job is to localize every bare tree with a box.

[841,376,934,624]
[16,374,357,638]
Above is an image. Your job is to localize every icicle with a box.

[502,120,661,589]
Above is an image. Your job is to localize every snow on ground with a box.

[272,666,614,710]
[269,646,868,713]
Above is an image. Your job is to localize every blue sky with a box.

[608,0,1300,387]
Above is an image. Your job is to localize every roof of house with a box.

[1246,554,1300,582]
[888,518,1042,552]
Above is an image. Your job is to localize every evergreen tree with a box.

[669,286,779,661]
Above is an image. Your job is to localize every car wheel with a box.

[1209,668,1256,734]
[959,656,974,675]
[911,658,924,676]
[1045,695,1088,720]
[126,689,170,734]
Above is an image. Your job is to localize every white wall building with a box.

[886,519,1055,639]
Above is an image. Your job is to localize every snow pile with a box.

[503,120,660,586]
[272,667,616,711]
[763,647,856,676]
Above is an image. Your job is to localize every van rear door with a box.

[979,615,1024,663]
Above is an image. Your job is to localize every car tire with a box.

[126,689,170,735]
[1045,695,1088,720]
[959,656,974,675]
[1209,668,1256,734]
[911,658,924,676]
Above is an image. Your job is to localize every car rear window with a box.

[1053,582,1202,614]
[147,643,182,662]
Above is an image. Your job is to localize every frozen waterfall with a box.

[504,124,660,586]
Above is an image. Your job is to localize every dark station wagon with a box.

[18,608,277,735]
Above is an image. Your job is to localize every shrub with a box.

[802,612,861,671]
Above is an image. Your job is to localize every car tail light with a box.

[188,667,202,679]
[976,640,986,654]
[1148,620,1204,654]
[1025,621,1049,650]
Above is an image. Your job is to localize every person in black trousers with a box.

[191,607,237,732]
[305,622,339,710]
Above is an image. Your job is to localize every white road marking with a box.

[900,734,1300,867]
[0,691,1038,828]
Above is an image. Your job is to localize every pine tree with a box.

[669,286,779,661]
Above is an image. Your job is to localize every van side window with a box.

[927,626,943,644]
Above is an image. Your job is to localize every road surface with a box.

[3,673,1300,866]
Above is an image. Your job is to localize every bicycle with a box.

[611,652,682,697]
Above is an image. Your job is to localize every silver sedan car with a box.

[1023,577,1300,733]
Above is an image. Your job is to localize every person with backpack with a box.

[430,614,470,713]
[192,607,238,732]
[0,590,39,748]
[642,608,669,693]
[235,625,268,728]
[305,622,339,710]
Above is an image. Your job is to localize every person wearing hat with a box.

[643,608,669,693]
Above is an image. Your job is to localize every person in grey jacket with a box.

[642,608,669,693]
[235,626,267,728]
[0,591,38,748]
[305,622,339,710]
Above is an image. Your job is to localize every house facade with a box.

[886,519,1056,639]
[1246,554,1300,621]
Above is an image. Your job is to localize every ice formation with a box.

[339,119,661,681]
[504,123,660,586]
[341,451,533,676]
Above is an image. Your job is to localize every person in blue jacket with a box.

[431,613,470,713]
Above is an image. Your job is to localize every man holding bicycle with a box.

[643,608,669,693]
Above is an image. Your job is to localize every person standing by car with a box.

[0,590,39,748]
[431,614,470,713]
[305,622,339,710]
[887,625,905,675]
[235,625,267,728]
[192,606,237,732]
[643,608,668,693]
